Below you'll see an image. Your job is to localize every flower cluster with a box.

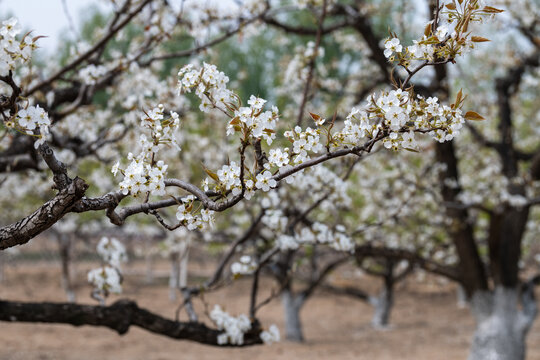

[178,64,280,144]
[283,41,325,88]
[96,236,128,268]
[140,103,180,146]
[262,209,288,232]
[177,62,235,113]
[255,170,277,192]
[0,17,38,76]
[298,222,355,252]
[210,305,251,345]
[287,165,351,209]
[216,161,242,195]
[175,195,215,230]
[227,95,280,145]
[383,1,502,64]
[87,266,122,296]
[260,324,280,344]
[8,105,51,148]
[284,126,324,164]
[336,89,465,151]
[276,234,299,251]
[268,148,289,167]
[262,207,355,253]
[79,64,108,85]
[231,255,257,276]
[117,150,168,196]
[206,163,277,201]
[115,104,180,196]
[88,237,127,302]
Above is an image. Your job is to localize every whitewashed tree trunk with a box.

[145,253,155,284]
[369,287,393,329]
[468,287,537,360]
[58,233,75,302]
[457,284,468,309]
[0,251,4,283]
[179,243,189,288]
[168,252,180,302]
[281,289,305,342]
[168,239,189,302]
[369,259,395,329]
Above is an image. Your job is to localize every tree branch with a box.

[0,177,88,250]
[0,299,263,346]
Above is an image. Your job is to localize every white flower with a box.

[268,148,289,167]
[247,95,267,110]
[255,171,277,192]
[111,161,120,176]
[210,305,252,345]
[79,64,108,85]
[277,234,299,251]
[87,266,122,294]
[96,237,127,268]
[384,38,402,58]
[260,324,280,344]
[231,255,256,276]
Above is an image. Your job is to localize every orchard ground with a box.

[1,238,540,360]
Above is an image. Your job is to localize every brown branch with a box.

[299,255,349,300]
[0,71,22,116]
[25,0,152,96]
[263,17,348,36]
[0,177,88,250]
[145,13,264,65]
[296,0,328,126]
[0,299,263,346]
[354,244,460,282]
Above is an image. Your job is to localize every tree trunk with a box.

[57,233,75,302]
[0,251,4,283]
[179,241,189,288]
[169,252,180,302]
[457,284,468,309]
[468,287,537,360]
[281,289,305,342]
[145,253,154,284]
[370,259,395,329]
[369,287,393,329]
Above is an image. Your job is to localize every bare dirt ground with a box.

[1,255,540,360]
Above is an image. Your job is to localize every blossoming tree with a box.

[2,1,534,359]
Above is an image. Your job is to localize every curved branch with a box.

[354,244,460,282]
[25,0,152,96]
[0,299,263,346]
[263,17,348,36]
[0,177,88,250]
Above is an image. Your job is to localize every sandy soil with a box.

[1,257,540,360]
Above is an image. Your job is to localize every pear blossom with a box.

[255,171,277,192]
[210,305,252,345]
[384,38,402,58]
[260,325,280,344]
[87,266,123,295]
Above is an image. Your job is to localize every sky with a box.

[0,0,108,53]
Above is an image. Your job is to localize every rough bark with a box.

[0,299,263,346]
[0,177,88,250]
